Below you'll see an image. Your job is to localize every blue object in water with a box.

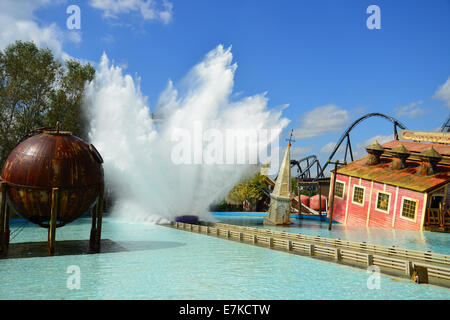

[175,215,199,224]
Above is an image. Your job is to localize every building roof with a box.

[366,140,384,152]
[390,143,410,155]
[336,140,450,193]
[418,146,442,159]
[382,140,450,156]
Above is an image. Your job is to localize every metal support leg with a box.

[0,182,5,251]
[89,204,97,250]
[4,206,10,250]
[0,182,10,253]
[48,188,59,255]
[95,183,104,252]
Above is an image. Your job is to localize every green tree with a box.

[291,177,298,195]
[46,59,95,140]
[0,41,61,162]
[228,173,267,204]
[0,40,95,166]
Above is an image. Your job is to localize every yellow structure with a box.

[264,141,293,225]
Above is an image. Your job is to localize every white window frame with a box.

[351,184,365,207]
[399,196,418,223]
[375,190,391,214]
[334,180,346,200]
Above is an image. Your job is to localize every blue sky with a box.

[1,0,450,167]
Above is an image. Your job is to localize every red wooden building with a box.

[328,139,450,231]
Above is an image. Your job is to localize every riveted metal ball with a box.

[1,130,104,228]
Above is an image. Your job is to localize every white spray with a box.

[84,45,289,223]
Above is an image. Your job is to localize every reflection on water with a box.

[1,217,449,299]
[1,239,185,260]
[216,215,450,255]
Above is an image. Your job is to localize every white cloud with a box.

[434,77,450,108]
[353,134,393,158]
[294,104,350,139]
[291,146,313,159]
[319,142,336,154]
[90,0,173,24]
[394,100,426,118]
[101,34,115,45]
[0,0,78,60]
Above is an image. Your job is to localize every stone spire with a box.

[264,131,294,226]
[271,143,291,198]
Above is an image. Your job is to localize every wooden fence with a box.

[214,223,450,266]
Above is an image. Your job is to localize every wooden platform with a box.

[424,226,450,233]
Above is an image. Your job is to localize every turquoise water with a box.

[214,214,450,255]
[0,217,449,300]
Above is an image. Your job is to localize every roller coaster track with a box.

[290,155,324,179]
[290,113,407,180]
[440,114,450,132]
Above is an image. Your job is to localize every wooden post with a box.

[335,248,341,261]
[367,254,374,266]
[318,181,323,221]
[439,202,444,229]
[328,161,339,231]
[95,182,104,251]
[89,203,97,249]
[309,244,315,256]
[287,240,292,251]
[405,261,412,276]
[48,188,59,255]
[297,179,300,215]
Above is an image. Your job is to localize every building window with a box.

[335,181,345,199]
[401,198,418,221]
[352,185,365,205]
[375,191,390,213]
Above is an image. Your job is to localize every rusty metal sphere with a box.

[1,130,104,228]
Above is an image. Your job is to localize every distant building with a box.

[329,140,450,231]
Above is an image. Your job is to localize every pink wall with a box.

[330,173,426,230]
[328,173,349,224]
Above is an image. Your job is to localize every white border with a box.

[399,196,419,223]
[351,184,365,207]
[375,190,391,214]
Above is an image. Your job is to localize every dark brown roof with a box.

[382,140,450,156]
[336,156,449,192]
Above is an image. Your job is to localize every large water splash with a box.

[84,45,289,223]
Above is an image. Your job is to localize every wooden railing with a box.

[170,221,450,287]
[214,222,450,266]
[426,208,450,228]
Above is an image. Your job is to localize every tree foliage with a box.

[0,41,95,166]
[228,173,267,204]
